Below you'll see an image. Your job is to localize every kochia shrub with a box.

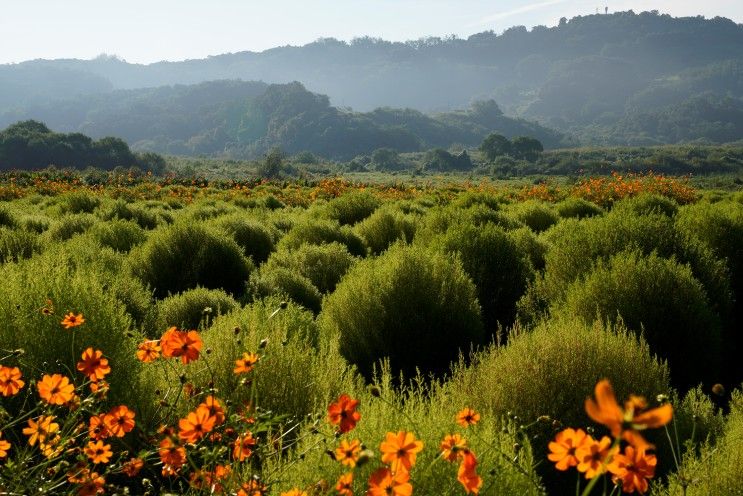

[429,222,532,333]
[56,191,101,214]
[612,192,679,217]
[555,197,603,219]
[156,287,239,332]
[249,267,322,314]
[155,298,356,421]
[128,222,253,299]
[0,204,17,227]
[558,251,722,388]
[541,210,732,316]
[277,218,366,257]
[216,214,277,264]
[507,200,559,233]
[89,218,147,252]
[263,242,355,293]
[354,206,417,255]
[443,317,670,433]
[46,213,96,242]
[664,390,743,496]
[323,190,381,225]
[320,243,484,379]
[100,199,159,229]
[0,248,147,410]
[0,227,40,263]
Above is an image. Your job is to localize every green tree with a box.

[257,147,285,178]
[511,136,544,162]
[479,133,512,162]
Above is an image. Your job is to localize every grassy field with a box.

[0,170,741,495]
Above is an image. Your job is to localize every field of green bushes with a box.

[0,175,742,495]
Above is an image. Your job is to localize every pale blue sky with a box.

[1,0,741,64]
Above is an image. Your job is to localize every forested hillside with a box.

[0,82,564,159]
[2,10,743,148]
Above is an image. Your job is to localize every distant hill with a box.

[2,10,743,146]
[0,81,565,160]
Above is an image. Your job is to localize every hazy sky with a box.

[1,0,742,65]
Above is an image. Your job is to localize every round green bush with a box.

[612,193,679,217]
[89,219,147,252]
[320,243,484,379]
[540,210,732,316]
[442,317,670,493]
[665,389,743,496]
[0,227,40,263]
[0,204,17,228]
[450,191,505,211]
[217,215,277,264]
[559,251,722,389]
[354,206,417,255]
[20,215,51,233]
[507,200,559,233]
[128,222,253,299]
[249,267,322,314]
[277,218,366,257]
[555,197,603,219]
[323,190,381,225]
[156,287,238,331]
[56,191,101,214]
[0,247,148,411]
[676,201,743,383]
[429,222,532,333]
[263,242,355,293]
[100,200,159,229]
[508,227,549,271]
[152,298,355,421]
[444,317,670,424]
[46,213,97,242]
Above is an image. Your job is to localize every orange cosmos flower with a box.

[159,437,186,468]
[88,414,110,440]
[238,480,269,496]
[280,490,308,496]
[178,406,216,444]
[233,432,257,461]
[585,379,673,451]
[367,468,412,496]
[334,439,362,467]
[160,327,203,364]
[0,432,10,459]
[234,351,260,374]
[199,395,226,425]
[85,440,113,464]
[103,405,135,437]
[441,433,468,462]
[136,340,161,363]
[457,450,483,495]
[335,472,353,496]
[608,445,657,494]
[23,415,59,446]
[456,407,481,427]
[37,373,75,405]
[328,394,361,433]
[576,435,618,479]
[380,431,424,472]
[76,471,105,496]
[61,312,85,329]
[122,457,144,477]
[0,366,24,396]
[548,428,591,471]
[76,348,111,381]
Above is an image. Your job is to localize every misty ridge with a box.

[2,9,743,159]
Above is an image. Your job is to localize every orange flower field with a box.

[0,172,741,494]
